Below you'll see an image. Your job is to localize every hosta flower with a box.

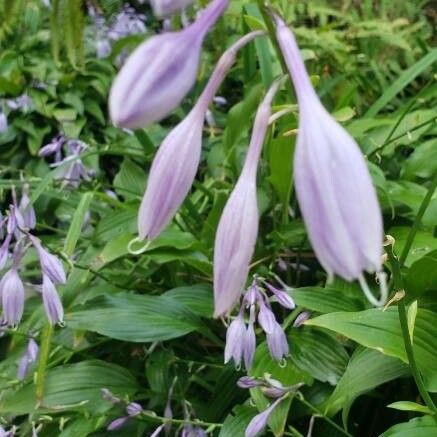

[1,268,25,327]
[18,185,36,229]
[109,0,228,129]
[274,16,386,306]
[214,80,281,318]
[245,397,284,437]
[151,0,195,17]
[0,112,7,133]
[138,31,263,240]
[17,338,39,380]
[41,275,64,325]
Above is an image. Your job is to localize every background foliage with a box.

[0,0,436,436]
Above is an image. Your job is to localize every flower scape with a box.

[0,1,435,436]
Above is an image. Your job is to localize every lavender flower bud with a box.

[39,134,65,158]
[0,269,25,327]
[17,338,39,380]
[266,322,289,361]
[107,416,128,431]
[109,0,228,129]
[245,397,283,437]
[237,376,261,389]
[31,238,66,284]
[265,282,295,310]
[0,112,7,133]
[150,424,165,437]
[243,321,256,369]
[293,311,311,328]
[18,186,36,229]
[101,388,121,404]
[181,425,207,437]
[214,79,281,318]
[257,302,277,334]
[274,16,384,305]
[224,314,246,366]
[0,234,11,270]
[126,402,143,416]
[7,205,24,235]
[41,275,64,325]
[150,0,195,17]
[137,31,262,240]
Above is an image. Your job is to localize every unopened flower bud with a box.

[1,269,25,327]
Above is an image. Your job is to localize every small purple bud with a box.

[237,376,261,389]
[1,269,25,327]
[7,205,24,235]
[17,338,39,380]
[27,338,39,362]
[243,321,256,369]
[214,79,282,318]
[18,186,36,229]
[39,134,65,158]
[265,283,295,310]
[0,234,12,270]
[261,386,287,399]
[181,425,207,437]
[266,322,289,361]
[17,355,29,380]
[258,303,277,334]
[101,388,121,404]
[31,238,66,284]
[245,397,283,437]
[224,314,246,366]
[293,311,311,328]
[275,16,383,287]
[150,0,195,17]
[150,424,165,437]
[0,112,7,133]
[126,402,143,416]
[41,275,64,325]
[107,416,129,431]
[109,0,228,129]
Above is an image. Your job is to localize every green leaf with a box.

[249,343,312,436]
[380,416,437,437]
[219,404,258,437]
[306,308,437,391]
[387,401,433,415]
[63,192,93,257]
[405,251,437,298]
[113,158,146,200]
[66,292,202,342]
[365,49,437,117]
[290,327,349,385]
[402,139,437,180]
[0,360,138,414]
[326,348,409,415]
[293,287,364,313]
[164,284,213,317]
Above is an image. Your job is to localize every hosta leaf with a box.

[379,416,437,437]
[0,360,138,414]
[219,404,258,437]
[306,307,437,391]
[66,292,202,342]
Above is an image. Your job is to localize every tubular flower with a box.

[150,0,196,17]
[137,31,263,241]
[213,79,282,318]
[1,268,25,327]
[109,0,228,129]
[274,16,386,306]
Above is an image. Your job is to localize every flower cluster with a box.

[0,186,65,327]
[225,279,294,370]
[39,135,94,188]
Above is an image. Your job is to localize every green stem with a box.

[35,323,54,404]
[385,245,437,415]
[399,172,437,267]
[295,394,352,437]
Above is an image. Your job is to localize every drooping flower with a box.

[17,337,39,380]
[30,236,66,284]
[245,397,284,437]
[18,185,36,230]
[137,31,263,240]
[274,16,386,306]
[109,0,228,129]
[213,79,282,318]
[150,0,195,17]
[224,313,246,366]
[41,275,64,325]
[0,268,25,327]
[0,112,7,133]
[266,321,289,361]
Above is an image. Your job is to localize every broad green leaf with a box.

[402,139,437,180]
[113,158,146,200]
[306,308,437,391]
[380,416,437,437]
[290,327,349,385]
[293,287,364,313]
[365,49,437,117]
[219,404,258,437]
[326,348,409,415]
[164,284,213,317]
[249,343,312,436]
[405,251,437,298]
[387,401,433,415]
[0,360,138,414]
[66,292,202,342]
